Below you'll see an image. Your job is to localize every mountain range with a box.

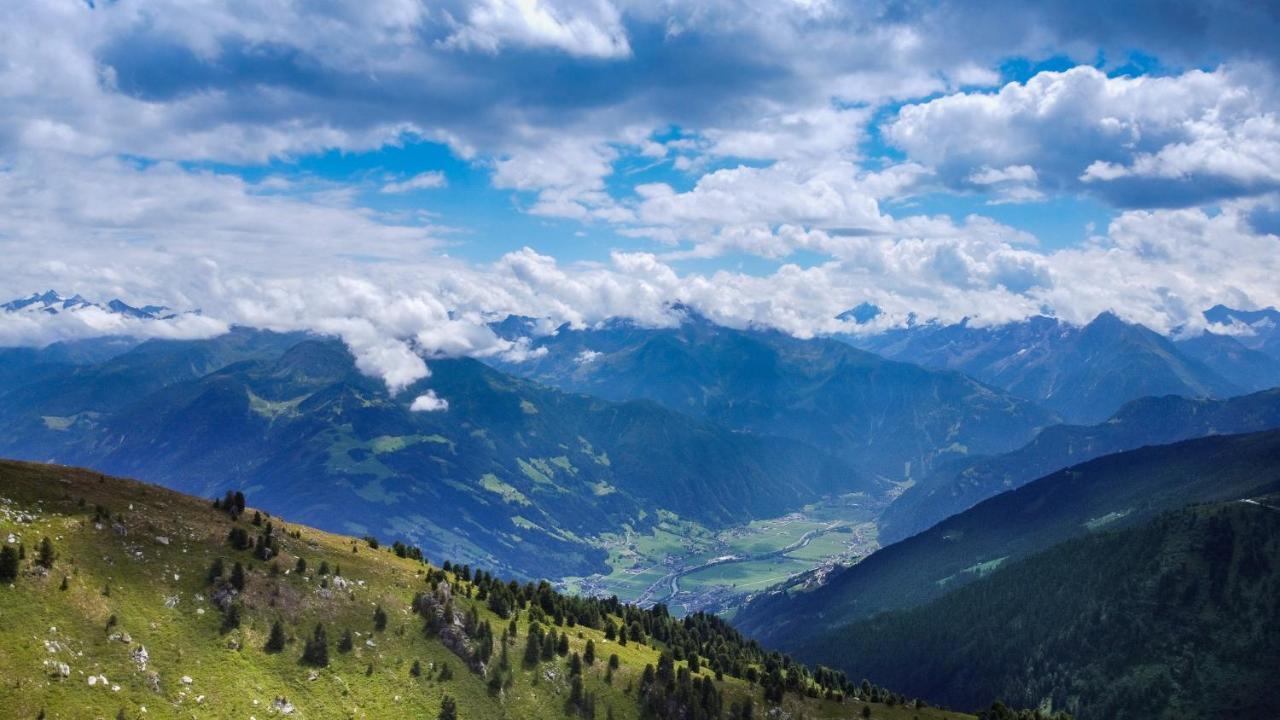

[2,289,182,320]
[0,330,870,579]
[491,311,1056,481]
[846,311,1279,424]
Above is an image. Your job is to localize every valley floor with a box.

[559,491,884,615]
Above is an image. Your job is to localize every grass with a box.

[0,460,971,719]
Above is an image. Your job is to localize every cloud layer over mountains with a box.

[2,0,1279,394]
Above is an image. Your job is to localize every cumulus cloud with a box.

[887,65,1280,207]
[441,0,632,59]
[410,390,449,412]
[0,305,228,347]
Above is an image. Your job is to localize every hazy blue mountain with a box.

[1202,304,1280,360]
[0,333,862,579]
[800,498,1280,719]
[879,388,1280,544]
[1174,330,1280,391]
[492,312,1056,482]
[734,430,1280,652]
[849,312,1244,424]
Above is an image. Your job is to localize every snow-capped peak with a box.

[2,291,180,320]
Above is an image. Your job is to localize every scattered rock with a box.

[42,659,71,678]
[145,671,161,693]
[272,697,295,715]
[181,675,193,685]
[163,595,180,609]
[132,645,150,671]
[211,584,238,611]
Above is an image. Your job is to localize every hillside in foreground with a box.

[804,499,1280,719]
[0,459,974,720]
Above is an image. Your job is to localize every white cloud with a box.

[969,165,1038,185]
[410,390,449,412]
[381,171,448,193]
[886,65,1280,206]
[441,0,631,59]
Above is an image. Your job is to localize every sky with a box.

[2,0,1280,393]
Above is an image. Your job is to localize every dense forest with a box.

[801,500,1280,719]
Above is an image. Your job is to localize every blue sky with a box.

[1,0,1279,387]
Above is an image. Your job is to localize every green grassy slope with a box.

[804,499,1280,719]
[0,460,970,720]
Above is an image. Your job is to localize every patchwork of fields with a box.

[560,492,885,615]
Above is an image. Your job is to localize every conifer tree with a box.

[265,620,286,652]
[0,545,18,583]
[230,561,246,591]
[37,537,55,568]
[374,604,388,631]
[301,623,329,667]
[437,695,457,720]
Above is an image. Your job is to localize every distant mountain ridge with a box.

[2,289,184,320]
[490,311,1057,482]
[879,388,1280,544]
[846,310,1275,424]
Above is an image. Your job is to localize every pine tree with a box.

[230,561,246,591]
[557,632,570,656]
[524,625,543,665]
[295,557,307,574]
[37,537,55,568]
[0,545,18,583]
[410,659,422,677]
[208,557,225,583]
[265,621,286,652]
[437,695,457,720]
[301,623,329,667]
[338,629,354,653]
[374,604,388,631]
[584,638,596,665]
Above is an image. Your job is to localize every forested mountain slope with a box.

[880,389,1280,544]
[801,499,1280,719]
